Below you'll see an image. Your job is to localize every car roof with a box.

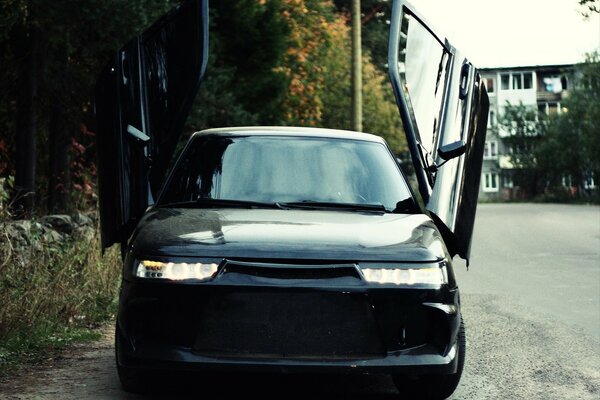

[191,126,386,143]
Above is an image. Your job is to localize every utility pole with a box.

[351,0,362,132]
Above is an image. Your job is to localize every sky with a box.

[406,0,600,68]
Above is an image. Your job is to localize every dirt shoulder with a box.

[0,325,122,400]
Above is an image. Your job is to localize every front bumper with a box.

[117,265,461,375]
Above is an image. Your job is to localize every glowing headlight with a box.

[136,260,219,281]
[361,264,447,286]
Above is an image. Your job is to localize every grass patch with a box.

[0,325,102,378]
[0,218,120,379]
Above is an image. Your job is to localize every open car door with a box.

[388,0,489,261]
[95,0,208,251]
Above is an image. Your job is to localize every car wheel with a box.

[393,317,466,400]
[115,323,147,394]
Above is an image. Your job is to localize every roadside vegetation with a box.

[0,194,120,378]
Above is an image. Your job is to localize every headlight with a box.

[360,263,448,286]
[136,260,219,281]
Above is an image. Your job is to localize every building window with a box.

[499,72,534,91]
[584,174,596,190]
[487,110,496,128]
[501,74,510,90]
[503,175,514,189]
[485,77,495,93]
[512,74,522,90]
[523,72,533,89]
[482,172,499,192]
[484,141,498,159]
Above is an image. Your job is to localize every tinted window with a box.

[160,135,412,210]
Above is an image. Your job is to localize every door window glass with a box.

[397,11,449,155]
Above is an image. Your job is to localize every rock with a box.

[9,219,32,234]
[43,229,63,244]
[72,212,93,228]
[40,215,74,235]
[3,220,32,247]
[75,226,96,241]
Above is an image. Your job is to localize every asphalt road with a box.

[0,203,599,399]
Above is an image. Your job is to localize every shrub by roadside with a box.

[0,213,120,378]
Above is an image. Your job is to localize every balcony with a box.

[536,91,562,102]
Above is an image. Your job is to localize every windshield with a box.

[159,134,413,211]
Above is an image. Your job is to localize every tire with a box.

[115,323,147,394]
[393,317,466,400]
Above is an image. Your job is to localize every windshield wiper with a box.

[159,198,283,209]
[277,201,391,213]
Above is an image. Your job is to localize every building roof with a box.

[480,63,576,73]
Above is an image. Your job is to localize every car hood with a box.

[130,208,448,262]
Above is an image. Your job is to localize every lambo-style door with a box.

[95,0,208,250]
[388,0,489,261]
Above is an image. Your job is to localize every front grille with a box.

[192,290,385,359]
[223,261,361,280]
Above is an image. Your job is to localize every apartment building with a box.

[478,64,573,200]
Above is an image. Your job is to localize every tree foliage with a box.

[274,1,405,153]
[333,0,392,72]
[498,102,545,197]
[579,0,600,16]
[539,53,600,196]
[497,55,600,200]
[319,16,405,153]
[0,0,407,216]
[186,0,289,131]
[0,0,177,215]
[277,0,337,126]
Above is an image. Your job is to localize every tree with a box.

[0,0,177,215]
[186,0,289,132]
[12,19,38,218]
[38,0,178,212]
[277,0,338,126]
[333,0,392,72]
[498,102,545,198]
[579,0,600,16]
[540,54,600,197]
[319,16,405,154]
[273,1,405,153]
[0,0,409,216]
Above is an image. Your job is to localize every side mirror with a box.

[438,140,466,161]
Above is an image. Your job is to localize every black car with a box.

[95,1,488,398]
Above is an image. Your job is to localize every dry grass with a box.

[0,219,120,376]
